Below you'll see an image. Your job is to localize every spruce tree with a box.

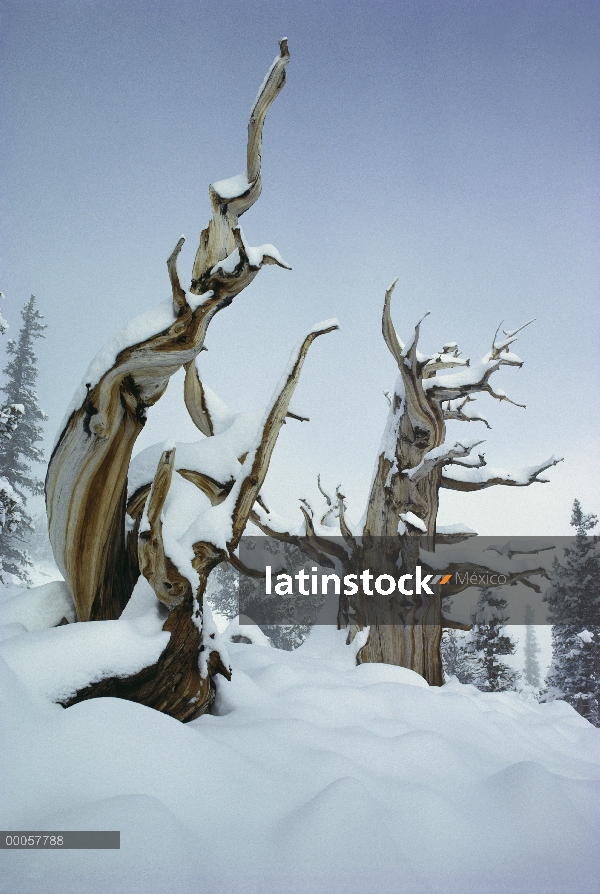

[0,295,47,582]
[469,586,520,692]
[523,604,542,689]
[544,500,600,726]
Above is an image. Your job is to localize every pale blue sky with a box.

[1,0,598,533]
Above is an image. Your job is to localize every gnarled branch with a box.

[441,456,563,492]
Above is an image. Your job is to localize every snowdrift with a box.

[0,622,598,894]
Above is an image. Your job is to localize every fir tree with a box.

[0,294,47,582]
[441,628,479,683]
[469,586,520,692]
[523,604,542,689]
[544,500,600,726]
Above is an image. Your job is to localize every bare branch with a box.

[317,473,333,507]
[480,381,526,408]
[286,411,310,422]
[405,438,485,484]
[183,358,213,437]
[443,396,491,429]
[228,321,340,546]
[245,38,290,187]
[298,505,349,566]
[192,41,290,284]
[423,343,469,379]
[138,445,193,610]
[381,278,404,368]
[336,487,357,553]
[490,317,536,359]
[167,237,187,314]
[227,551,268,580]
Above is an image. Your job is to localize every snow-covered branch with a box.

[443,396,491,429]
[405,437,486,484]
[421,544,552,596]
[228,321,339,546]
[441,456,563,492]
[138,444,196,610]
[191,39,290,286]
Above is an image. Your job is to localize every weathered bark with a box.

[350,289,559,682]
[45,42,315,721]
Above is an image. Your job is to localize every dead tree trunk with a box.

[45,41,336,720]
[353,283,561,681]
[252,283,561,685]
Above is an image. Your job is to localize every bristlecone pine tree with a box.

[468,586,520,692]
[544,500,600,726]
[44,44,564,723]
[253,286,562,685]
[0,294,47,582]
[46,41,339,721]
[523,603,542,689]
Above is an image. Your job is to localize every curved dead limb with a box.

[247,39,290,191]
[363,286,444,546]
[441,456,564,492]
[404,438,486,485]
[183,358,214,437]
[138,445,192,610]
[317,474,333,508]
[192,40,291,286]
[228,321,340,548]
[227,551,269,580]
[168,237,187,314]
[381,278,403,366]
[423,344,469,379]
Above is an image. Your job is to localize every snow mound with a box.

[0,580,75,631]
[1,624,598,894]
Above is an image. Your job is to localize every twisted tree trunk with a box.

[44,41,338,721]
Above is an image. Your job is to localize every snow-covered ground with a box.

[0,601,598,894]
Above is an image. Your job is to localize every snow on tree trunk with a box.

[340,285,559,684]
[45,41,337,721]
[251,284,562,685]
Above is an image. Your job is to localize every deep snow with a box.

[0,605,598,894]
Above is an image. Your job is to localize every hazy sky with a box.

[1,0,598,534]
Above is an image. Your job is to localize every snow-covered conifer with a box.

[441,628,479,683]
[0,294,47,582]
[544,500,600,726]
[469,586,520,691]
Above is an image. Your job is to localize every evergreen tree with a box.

[441,628,479,684]
[206,552,314,651]
[523,604,542,689]
[544,500,600,726]
[468,586,520,692]
[0,294,47,582]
